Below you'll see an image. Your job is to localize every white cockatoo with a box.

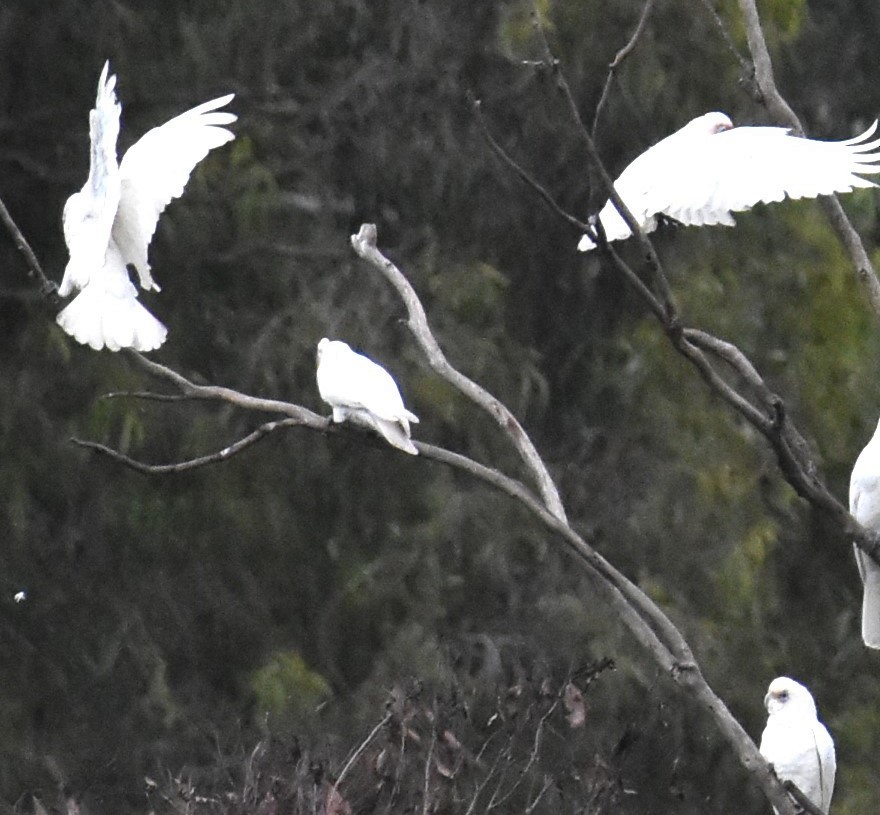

[850,417,880,648]
[578,111,880,250]
[759,677,836,815]
[56,61,236,351]
[316,338,420,455]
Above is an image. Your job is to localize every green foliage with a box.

[249,650,332,730]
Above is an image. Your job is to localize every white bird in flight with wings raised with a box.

[316,338,420,455]
[578,111,880,250]
[56,61,236,351]
[759,676,836,814]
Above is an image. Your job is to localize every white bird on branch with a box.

[577,111,880,251]
[850,417,880,648]
[759,676,836,815]
[56,61,236,351]
[316,338,420,455]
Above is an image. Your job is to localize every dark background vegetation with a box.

[0,0,878,812]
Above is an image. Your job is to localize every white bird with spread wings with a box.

[849,417,880,648]
[578,111,880,250]
[56,61,236,351]
[316,338,420,455]
[759,677,836,815]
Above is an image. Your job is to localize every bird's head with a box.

[686,111,734,136]
[764,676,818,719]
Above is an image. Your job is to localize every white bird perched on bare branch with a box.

[759,677,836,815]
[849,417,880,648]
[56,61,236,351]
[316,338,420,455]
[577,111,880,251]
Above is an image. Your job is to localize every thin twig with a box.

[70,418,309,473]
[592,0,657,139]
[471,95,589,233]
[334,712,392,791]
[100,390,190,403]
[694,0,752,76]
[0,192,58,300]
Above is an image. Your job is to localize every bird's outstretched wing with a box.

[59,61,122,296]
[579,118,880,250]
[113,94,237,291]
[657,123,880,224]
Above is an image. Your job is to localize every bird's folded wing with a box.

[348,355,418,424]
[113,94,237,291]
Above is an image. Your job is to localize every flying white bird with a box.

[759,676,836,815]
[850,417,880,648]
[577,111,880,251]
[56,61,236,351]
[316,338,420,455]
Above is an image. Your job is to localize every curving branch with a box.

[71,417,312,474]
[349,223,569,524]
[734,0,880,319]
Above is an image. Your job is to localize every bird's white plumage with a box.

[850,417,880,648]
[316,338,420,455]
[759,677,836,815]
[57,61,236,351]
[578,111,880,250]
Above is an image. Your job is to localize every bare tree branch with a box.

[734,0,880,319]
[0,192,58,301]
[591,0,657,139]
[349,223,569,524]
[470,95,590,234]
[70,418,310,473]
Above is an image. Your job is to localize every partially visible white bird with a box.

[316,338,420,455]
[577,111,880,250]
[56,61,236,351]
[759,676,836,815]
[850,417,880,648]
[13,590,26,604]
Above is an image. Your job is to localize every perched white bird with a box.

[56,61,236,351]
[850,417,880,648]
[578,111,880,250]
[13,590,26,604]
[316,338,420,455]
[759,677,836,814]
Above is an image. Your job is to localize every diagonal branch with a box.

[735,0,880,319]
[471,95,589,234]
[0,192,59,302]
[350,223,569,524]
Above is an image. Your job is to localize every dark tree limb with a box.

[735,0,880,319]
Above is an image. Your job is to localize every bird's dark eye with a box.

[779,690,789,700]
